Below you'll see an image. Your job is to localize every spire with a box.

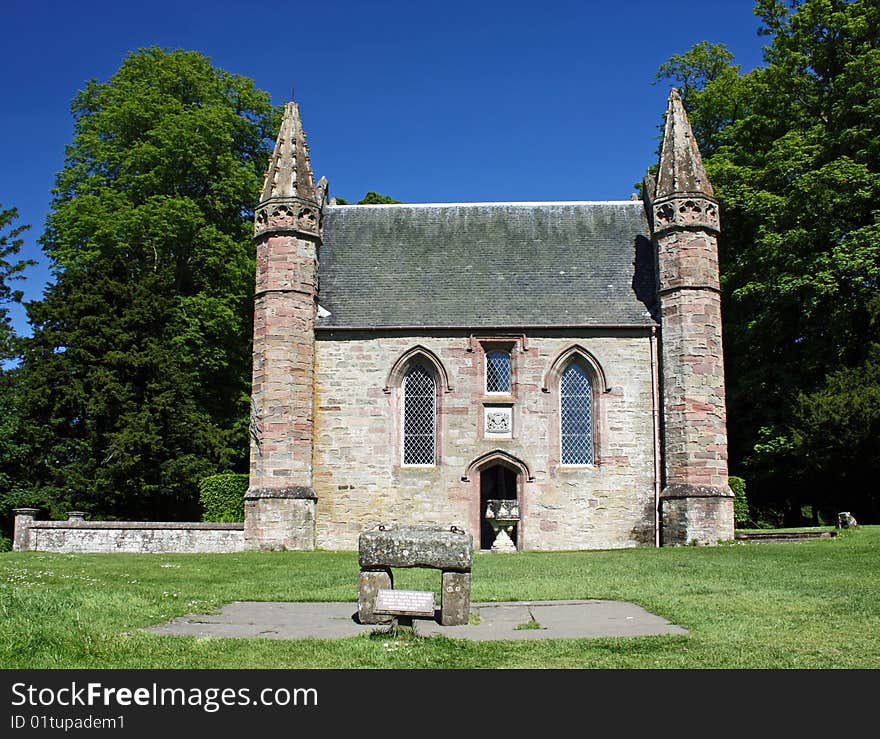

[655,89,713,199]
[260,101,316,204]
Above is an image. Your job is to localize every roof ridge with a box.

[328,200,643,209]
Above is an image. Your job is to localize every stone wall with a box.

[313,329,658,551]
[660,495,734,546]
[249,231,318,492]
[658,287,729,490]
[653,200,734,545]
[13,510,245,554]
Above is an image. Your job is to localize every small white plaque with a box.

[374,589,436,617]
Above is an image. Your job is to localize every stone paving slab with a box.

[146,600,687,641]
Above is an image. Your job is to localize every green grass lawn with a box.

[1,526,878,669]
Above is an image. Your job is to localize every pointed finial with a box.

[655,88,714,199]
[259,100,316,204]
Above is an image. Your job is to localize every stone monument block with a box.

[357,524,473,626]
[358,524,472,571]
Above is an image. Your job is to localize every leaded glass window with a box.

[403,366,436,465]
[560,363,594,465]
[486,350,511,393]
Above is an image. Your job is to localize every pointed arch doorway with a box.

[464,451,531,550]
[479,464,518,549]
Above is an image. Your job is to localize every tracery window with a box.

[402,365,437,465]
[485,350,511,394]
[560,362,594,465]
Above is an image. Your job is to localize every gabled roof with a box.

[316,201,657,329]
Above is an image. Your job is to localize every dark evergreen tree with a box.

[17,48,278,519]
[0,205,37,541]
[657,0,880,523]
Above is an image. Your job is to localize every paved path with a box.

[146,600,687,641]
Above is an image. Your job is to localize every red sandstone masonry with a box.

[651,90,733,545]
[249,236,317,490]
[245,102,321,550]
[655,214,734,542]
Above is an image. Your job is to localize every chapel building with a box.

[243,90,734,551]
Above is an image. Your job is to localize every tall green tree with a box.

[0,205,37,541]
[657,0,880,523]
[0,205,34,359]
[334,191,403,205]
[17,48,277,519]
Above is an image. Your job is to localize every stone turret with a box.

[245,101,323,549]
[650,89,734,545]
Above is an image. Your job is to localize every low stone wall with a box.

[12,509,245,554]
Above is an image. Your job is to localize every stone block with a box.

[12,508,39,552]
[661,492,734,546]
[358,524,472,570]
[441,571,470,626]
[244,493,315,550]
[357,569,393,624]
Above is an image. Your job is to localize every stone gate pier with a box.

[357,524,472,626]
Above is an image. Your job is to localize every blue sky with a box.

[1,0,767,335]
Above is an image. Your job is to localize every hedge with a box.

[730,476,749,527]
[199,473,248,523]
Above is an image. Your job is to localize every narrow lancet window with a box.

[560,363,594,465]
[403,366,437,465]
[486,350,511,394]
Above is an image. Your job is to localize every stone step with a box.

[734,530,837,543]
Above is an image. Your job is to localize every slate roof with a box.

[316,201,657,328]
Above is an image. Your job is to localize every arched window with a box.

[485,350,511,394]
[402,365,437,465]
[560,362,594,465]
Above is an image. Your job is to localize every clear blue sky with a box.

[1,0,767,335]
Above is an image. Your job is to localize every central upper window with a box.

[485,350,511,394]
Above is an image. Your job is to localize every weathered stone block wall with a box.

[656,229,720,293]
[249,232,318,490]
[660,495,734,546]
[313,330,658,551]
[243,494,315,550]
[658,288,729,490]
[13,516,245,554]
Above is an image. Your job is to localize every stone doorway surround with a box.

[463,450,532,550]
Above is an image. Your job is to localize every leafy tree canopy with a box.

[357,191,402,205]
[657,0,880,523]
[0,205,37,537]
[0,205,34,359]
[16,48,278,520]
[334,192,403,205]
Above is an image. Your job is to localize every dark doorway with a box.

[479,464,518,549]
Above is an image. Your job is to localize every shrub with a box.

[730,476,749,527]
[199,473,248,523]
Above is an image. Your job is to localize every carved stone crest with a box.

[484,406,513,437]
[486,412,510,433]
